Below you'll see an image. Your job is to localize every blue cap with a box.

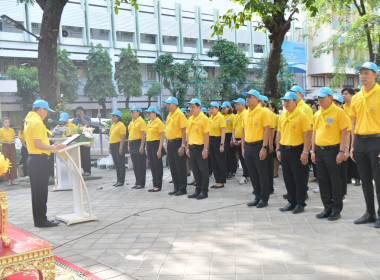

[221,101,231,108]
[201,107,208,113]
[33,99,55,112]
[259,95,268,102]
[289,85,304,94]
[333,94,343,104]
[110,110,122,118]
[241,91,248,96]
[232,98,246,105]
[181,108,187,113]
[209,101,220,108]
[59,112,69,122]
[281,91,299,101]
[129,106,142,113]
[355,61,378,73]
[188,98,202,106]
[145,106,160,115]
[315,87,334,98]
[242,89,261,99]
[164,96,178,105]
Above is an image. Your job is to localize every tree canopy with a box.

[147,82,162,107]
[57,48,80,103]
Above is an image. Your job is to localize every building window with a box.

[90,28,109,40]
[342,77,354,87]
[184,37,197,48]
[147,64,155,81]
[116,31,134,42]
[162,36,177,46]
[312,76,325,87]
[141,33,156,44]
[238,43,249,52]
[31,22,40,35]
[254,44,264,53]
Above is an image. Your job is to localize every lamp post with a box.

[1,15,41,40]
[188,56,208,100]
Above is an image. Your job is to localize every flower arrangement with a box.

[74,125,95,143]
[51,127,66,137]
[0,153,10,176]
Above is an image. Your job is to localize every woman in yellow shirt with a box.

[0,118,18,185]
[144,106,165,192]
[209,102,227,188]
[18,119,29,177]
[109,110,127,187]
[221,101,237,180]
[128,106,147,189]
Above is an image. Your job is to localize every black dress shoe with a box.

[188,181,196,186]
[114,183,123,187]
[148,189,161,192]
[175,190,187,196]
[256,200,268,208]
[168,190,178,195]
[279,203,295,212]
[354,179,361,186]
[35,220,59,228]
[328,212,341,221]
[354,212,377,224]
[188,192,200,198]
[131,185,138,189]
[169,180,173,183]
[247,200,259,207]
[292,205,304,214]
[113,183,118,186]
[196,193,208,200]
[283,194,288,199]
[211,185,224,189]
[135,185,145,189]
[374,219,380,228]
[316,209,331,219]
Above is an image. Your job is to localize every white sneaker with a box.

[239,177,247,185]
[312,187,319,193]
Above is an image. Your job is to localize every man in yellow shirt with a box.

[277,92,312,214]
[311,87,348,221]
[58,112,77,136]
[164,96,188,196]
[241,89,271,208]
[232,97,249,184]
[290,85,314,125]
[350,62,380,227]
[186,98,210,199]
[24,100,66,227]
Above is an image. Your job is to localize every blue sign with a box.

[282,41,306,73]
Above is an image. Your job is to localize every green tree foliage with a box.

[115,45,143,108]
[152,53,194,107]
[198,78,224,104]
[207,39,250,99]
[147,82,162,107]
[307,0,380,88]
[57,48,80,103]
[5,66,40,113]
[84,44,116,113]
[212,0,317,98]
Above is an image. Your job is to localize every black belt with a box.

[167,138,182,143]
[316,144,339,150]
[129,139,141,143]
[29,153,49,159]
[357,133,380,139]
[245,140,263,146]
[282,144,303,150]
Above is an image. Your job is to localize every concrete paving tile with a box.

[262,264,288,274]
[93,268,125,279]
[209,274,236,280]
[184,265,211,275]
[183,275,209,280]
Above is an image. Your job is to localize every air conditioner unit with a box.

[62,30,68,37]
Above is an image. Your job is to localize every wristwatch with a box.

[262,145,268,149]
[310,150,315,153]
[220,143,224,146]
[203,149,208,152]
[275,148,280,152]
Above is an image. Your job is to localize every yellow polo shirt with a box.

[128,116,146,141]
[24,111,51,155]
[109,121,127,144]
[0,127,15,142]
[313,102,348,146]
[187,112,209,145]
[278,107,311,146]
[166,108,187,140]
[297,99,314,125]
[146,117,165,141]
[209,112,226,137]
[224,113,235,133]
[233,109,247,139]
[350,83,380,135]
[242,104,271,142]
[264,107,276,129]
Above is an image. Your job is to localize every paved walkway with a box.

[2,164,380,280]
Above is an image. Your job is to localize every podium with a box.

[49,137,72,191]
[54,142,98,225]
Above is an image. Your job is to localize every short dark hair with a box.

[341,88,355,95]
[268,101,278,114]
[75,106,85,112]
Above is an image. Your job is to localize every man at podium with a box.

[24,100,66,228]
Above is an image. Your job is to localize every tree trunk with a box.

[125,96,130,109]
[37,0,68,109]
[148,96,151,107]
[99,99,106,114]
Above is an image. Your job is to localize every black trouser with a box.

[21,146,29,176]
[147,140,163,189]
[267,150,274,193]
[167,139,187,192]
[308,153,317,178]
[281,145,308,206]
[340,160,348,196]
[27,154,50,226]
[225,133,237,175]
[130,139,146,186]
[80,146,91,173]
[110,142,126,184]
[209,136,226,184]
[189,144,209,194]
[208,157,213,175]
[348,157,360,180]
[354,137,380,216]
[244,141,270,202]
[315,146,343,214]
[235,139,249,178]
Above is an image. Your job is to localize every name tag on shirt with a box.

[326,118,334,124]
